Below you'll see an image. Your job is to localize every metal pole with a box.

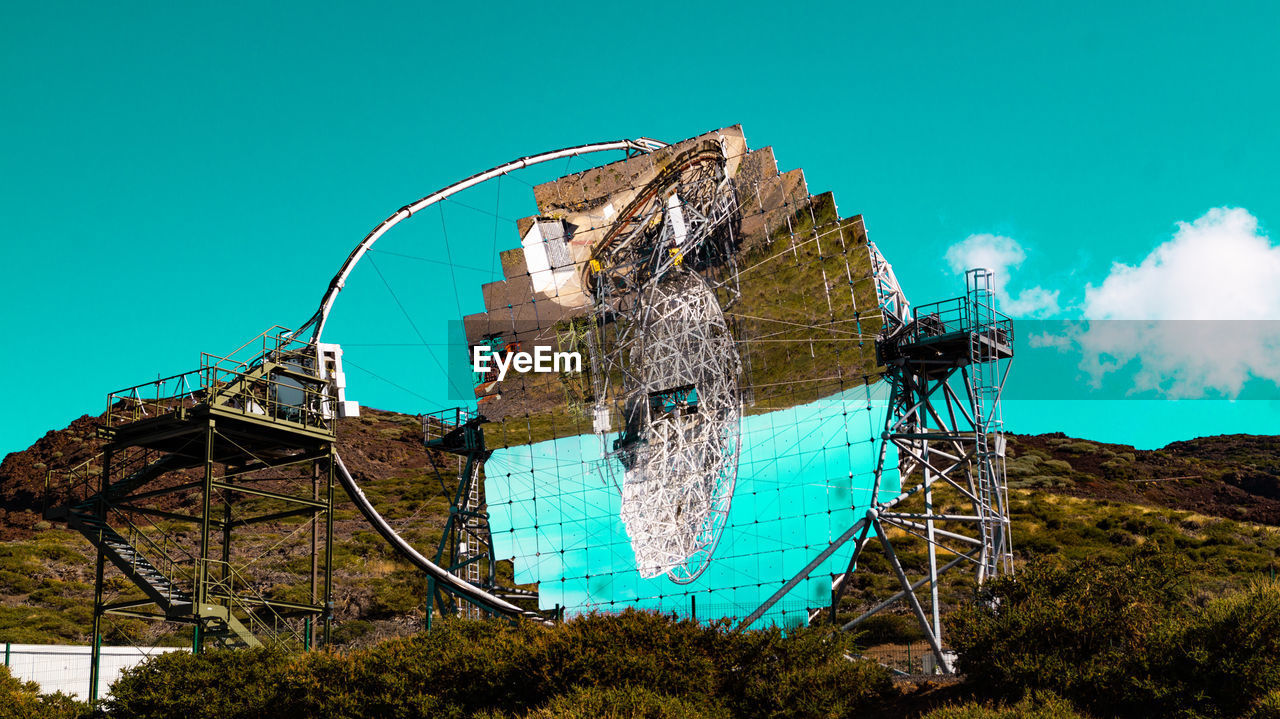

[921,435,943,644]
[197,421,215,610]
[311,462,319,649]
[425,579,435,632]
[89,629,102,704]
[89,445,110,703]
[323,448,334,646]
[872,518,949,673]
[221,487,232,589]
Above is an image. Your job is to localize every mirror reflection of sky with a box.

[486,384,897,629]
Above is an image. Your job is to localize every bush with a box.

[106,646,292,719]
[1161,582,1280,717]
[948,549,1280,718]
[921,691,1089,718]
[519,685,728,719]
[714,624,892,719]
[949,548,1185,715]
[1249,689,1280,719]
[0,664,87,719]
[105,611,895,719]
[852,612,927,645]
[329,619,374,645]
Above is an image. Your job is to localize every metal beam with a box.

[873,518,950,673]
[842,550,979,631]
[736,516,869,630]
[210,481,328,508]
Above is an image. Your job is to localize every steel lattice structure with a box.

[743,253,1015,674]
[584,138,745,582]
[608,271,742,581]
[55,127,1023,693]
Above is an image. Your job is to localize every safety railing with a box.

[44,446,164,517]
[202,360,335,434]
[105,328,336,435]
[104,370,205,428]
[44,455,99,519]
[199,325,298,376]
[422,407,477,444]
[45,463,195,607]
[110,507,195,605]
[900,296,1014,350]
[199,559,307,647]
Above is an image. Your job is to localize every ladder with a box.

[966,269,1013,580]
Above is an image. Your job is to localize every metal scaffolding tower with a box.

[842,265,1014,671]
[739,264,1013,674]
[44,328,339,701]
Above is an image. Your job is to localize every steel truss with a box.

[739,259,1013,675]
[421,408,536,623]
[585,136,745,583]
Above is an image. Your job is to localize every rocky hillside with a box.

[1008,432,1280,524]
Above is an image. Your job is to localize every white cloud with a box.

[945,233,1060,317]
[1083,207,1280,321]
[1004,286,1061,318]
[1070,207,1280,398]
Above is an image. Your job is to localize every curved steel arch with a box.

[303,137,667,622]
[296,137,668,344]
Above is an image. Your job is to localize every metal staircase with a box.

[70,513,192,609]
[47,450,264,649]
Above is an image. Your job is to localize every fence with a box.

[858,641,955,676]
[2,643,187,701]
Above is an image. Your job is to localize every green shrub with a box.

[0,664,88,719]
[853,612,926,645]
[921,691,1089,718]
[713,622,892,719]
[1160,582,1280,717]
[104,611,894,719]
[106,647,292,719]
[329,619,374,645]
[947,549,1186,716]
[519,685,728,719]
[523,611,720,704]
[1248,689,1280,719]
[279,647,446,719]
[949,551,1280,718]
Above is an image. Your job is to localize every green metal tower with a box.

[422,408,496,624]
[45,328,340,701]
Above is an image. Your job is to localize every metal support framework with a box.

[296,138,668,345]
[421,408,505,623]
[738,261,1014,675]
[47,329,340,688]
[839,265,1013,672]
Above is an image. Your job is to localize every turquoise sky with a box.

[3,1,1278,457]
